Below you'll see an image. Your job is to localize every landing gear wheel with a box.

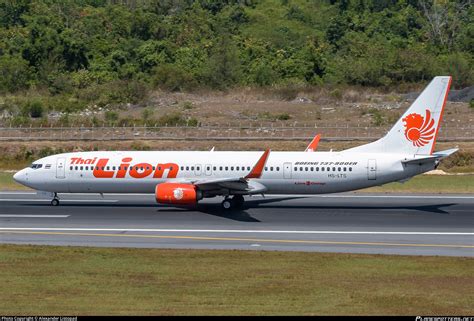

[51,198,60,206]
[221,199,233,210]
[232,195,244,208]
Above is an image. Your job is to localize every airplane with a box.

[13,76,457,210]
[305,134,321,152]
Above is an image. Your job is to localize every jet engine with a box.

[155,183,202,204]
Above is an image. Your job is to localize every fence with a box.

[0,123,473,141]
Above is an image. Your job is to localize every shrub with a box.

[276,113,291,121]
[21,101,44,118]
[157,112,187,126]
[104,111,119,125]
[152,65,197,92]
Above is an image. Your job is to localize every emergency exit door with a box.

[367,159,377,180]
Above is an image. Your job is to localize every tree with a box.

[0,55,31,92]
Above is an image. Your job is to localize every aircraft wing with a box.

[165,149,270,194]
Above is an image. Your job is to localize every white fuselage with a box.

[13,151,434,195]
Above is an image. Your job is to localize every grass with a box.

[0,244,471,315]
[361,174,474,194]
[0,171,30,190]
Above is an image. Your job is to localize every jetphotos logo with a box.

[402,109,436,147]
[70,157,178,179]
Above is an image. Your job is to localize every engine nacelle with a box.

[155,183,202,205]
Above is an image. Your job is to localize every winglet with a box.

[245,149,270,179]
[305,134,321,152]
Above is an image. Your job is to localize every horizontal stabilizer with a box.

[402,156,437,165]
[432,148,459,158]
[402,148,458,165]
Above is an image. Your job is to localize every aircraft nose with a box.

[13,169,27,185]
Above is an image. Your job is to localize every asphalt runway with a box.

[0,192,473,257]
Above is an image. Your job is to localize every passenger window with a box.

[270,167,273,171]
[349,168,352,172]
[276,167,280,171]
[207,166,210,171]
[225,167,228,171]
[300,167,303,171]
[80,166,83,170]
[220,166,223,171]
[186,166,189,171]
[305,167,308,171]
[343,167,346,171]
[70,166,73,170]
[247,166,251,170]
[231,166,234,171]
[75,166,78,170]
[327,167,330,171]
[321,167,325,172]
[316,167,319,171]
[213,166,216,171]
[191,166,194,171]
[294,167,297,171]
[338,167,341,171]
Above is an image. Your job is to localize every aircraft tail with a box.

[344,76,452,155]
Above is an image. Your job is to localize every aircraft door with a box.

[368,159,377,180]
[56,157,66,179]
[283,162,292,179]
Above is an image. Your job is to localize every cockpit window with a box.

[30,164,43,169]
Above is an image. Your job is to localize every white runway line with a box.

[0,199,118,202]
[0,192,37,195]
[0,192,473,199]
[0,228,471,236]
[0,215,70,218]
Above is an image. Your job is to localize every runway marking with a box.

[0,199,118,203]
[0,192,473,199]
[0,231,472,249]
[0,228,472,236]
[0,215,70,218]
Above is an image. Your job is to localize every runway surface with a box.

[0,192,473,257]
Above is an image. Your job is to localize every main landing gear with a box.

[51,193,60,206]
[221,195,245,210]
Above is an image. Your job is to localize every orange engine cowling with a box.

[155,183,202,204]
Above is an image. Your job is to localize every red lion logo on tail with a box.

[402,109,436,147]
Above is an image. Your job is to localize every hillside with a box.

[0,0,472,124]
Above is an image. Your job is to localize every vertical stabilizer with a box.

[344,76,452,155]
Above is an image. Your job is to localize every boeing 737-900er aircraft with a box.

[14,76,457,209]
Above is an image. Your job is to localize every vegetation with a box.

[0,0,471,123]
[0,244,472,315]
[361,174,474,194]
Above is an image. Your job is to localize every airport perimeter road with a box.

[0,192,472,257]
